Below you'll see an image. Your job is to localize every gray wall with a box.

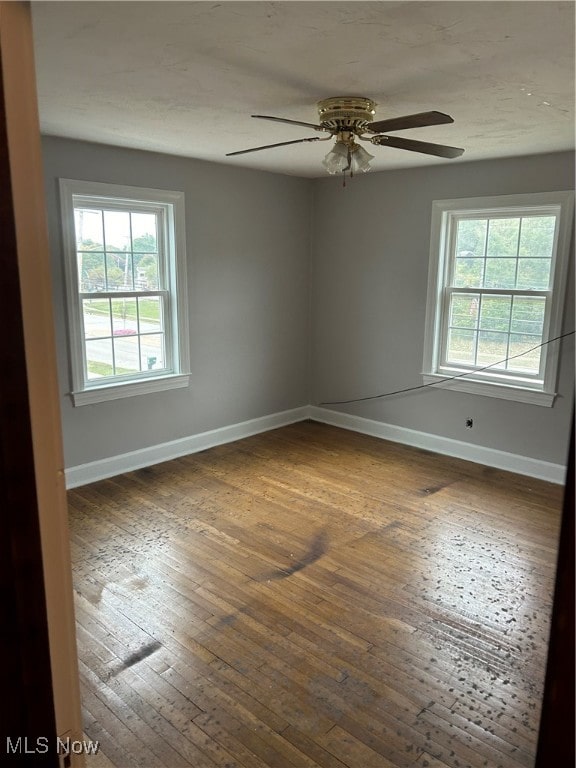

[43,138,574,470]
[42,137,313,468]
[311,151,575,465]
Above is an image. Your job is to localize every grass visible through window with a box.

[87,361,134,377]
[84,299,160,323]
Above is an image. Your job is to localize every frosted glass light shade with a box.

[322,141,349,174]
[350,145,374,173]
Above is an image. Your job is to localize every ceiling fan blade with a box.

[251,114,326,131]
[367,110,454,134]
[373,134,464,158]
[226,136,323,157]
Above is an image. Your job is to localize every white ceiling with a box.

[31,1,575,178]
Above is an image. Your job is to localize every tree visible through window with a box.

[60,180,190,405]
[423,192,574,405]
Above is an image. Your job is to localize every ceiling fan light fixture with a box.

[349,144,374,173]
[321,140,350,174]
[322,140,374,177]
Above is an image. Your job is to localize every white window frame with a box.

[423,191,574,406]
[60,179,190,406]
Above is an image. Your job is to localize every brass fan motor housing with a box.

[317,96,377,133]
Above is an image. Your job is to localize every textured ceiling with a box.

[31,1,575,178]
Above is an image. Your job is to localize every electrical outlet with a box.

[465,417,473,428]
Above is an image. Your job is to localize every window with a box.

[423,192,574,405]
[60,180,190,405]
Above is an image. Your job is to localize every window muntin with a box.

[60,181,189,405]
[423,192,574,405]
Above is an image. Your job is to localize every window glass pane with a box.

[86,338,114,380]
[75,208,103,250]
[133,253,159,290]
[519,216,556,258]
[446,329,476,364]
[113,336,141,373]
[105,252,128,291]
[83,298,111,338]
[449,293,479,329]
[510,297,545,336]
[78,252,106,292]
[455,219,487,257]
[484,258,516,289]
[453,258,484,288]
[103,210,131,251]
[486,218,520,258]
[138,296,162,333]
[131,213,157,252]
[508,334,541,373]
[111,298,138,335]
[477,331,508,368]
[140,334,165,371]
[479,295,511,332]
[516,258,551,290]
[123,252,135,290]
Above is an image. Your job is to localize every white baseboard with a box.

[65,406,310,488]
[309,406,566,485]
[65,404,566,488]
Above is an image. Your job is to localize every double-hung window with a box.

[423,192,574,405]
[60,180,190,405]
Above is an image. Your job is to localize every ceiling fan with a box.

[226,96,464,176]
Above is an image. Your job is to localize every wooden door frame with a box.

[0,31,58,765]
[0,2,83,764]
[535,415,575,765]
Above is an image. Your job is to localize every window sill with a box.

[422,373,555,406]
[70,373,190,406]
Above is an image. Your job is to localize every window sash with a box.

[445,210,559,290]
[74,199,166,291]
[79,289,172,384]
[79,290,167,299]
[438,286,551,382]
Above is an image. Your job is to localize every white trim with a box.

[59,179,189,403]
[65,407,310,488]
[421,373,555,406]
[71,373,190,406]
[309,406,566,484]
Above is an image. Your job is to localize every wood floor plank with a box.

[316,725,397,768]
[414,753,452,768]
[80,665,174,768]
[68,422,562,768]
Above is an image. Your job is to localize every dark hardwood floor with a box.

[68,421,563,768]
